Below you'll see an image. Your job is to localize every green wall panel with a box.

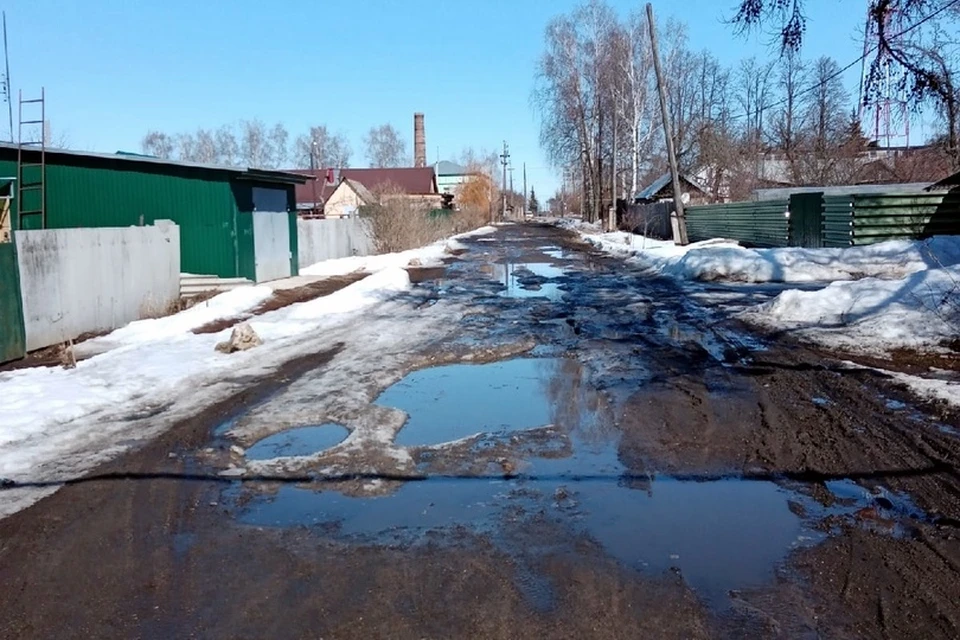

[0,241,26,363]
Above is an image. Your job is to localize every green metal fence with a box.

[685,200,790,247]
[822,192,960,247]
[0,241,26,364]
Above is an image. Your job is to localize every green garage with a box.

[0,143,309,281]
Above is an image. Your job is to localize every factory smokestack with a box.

[414,112,426,168]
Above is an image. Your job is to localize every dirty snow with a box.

[0,267,413,501]
[75,285,274,358]
[743,265,960,354]
[563,220,960,284]
[301,226,496,277]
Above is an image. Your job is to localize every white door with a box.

[252,211,291,282]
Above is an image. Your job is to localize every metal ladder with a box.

[16,87,45,230]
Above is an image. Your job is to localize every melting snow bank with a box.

[559,219,960,283]
[741,266,960,355]
[0,267,412,495]
[301,225,497,277]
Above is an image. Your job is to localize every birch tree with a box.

[364,124,408,168]
[293,125,352,168]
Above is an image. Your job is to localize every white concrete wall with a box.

[297,218,375,268]
[16,223,180,351]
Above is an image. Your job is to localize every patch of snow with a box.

[564,219,960,284]
[0,268,413,501]
[743,265,960,353]
[301,226,492,277]
[76,285,273,358]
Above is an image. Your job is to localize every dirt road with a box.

[2,223,959,639]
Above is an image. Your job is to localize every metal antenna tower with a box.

[859,2,910,148]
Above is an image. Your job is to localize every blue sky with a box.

[6,1,880,198]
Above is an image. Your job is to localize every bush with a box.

[363,193,491,254]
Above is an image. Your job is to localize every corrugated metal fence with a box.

[823,192,960,247]
[672,189,960,248]
[686,200,790,247]
[0,242,26,364]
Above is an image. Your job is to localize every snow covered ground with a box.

[561,219,960,284]
[0,227,492,515]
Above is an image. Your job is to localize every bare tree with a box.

[141,131,175,159]
[364,124,408,168]
[803,56,850,150]
[42,121,70,149]
[270,123,288,168]
[458,147,500,179]
[240,119,274,168]
[731,0,960,167]
[293,125,352,168]
[769,50,807,154]
[175,133,197,161]
[617,10,657,197]
[534,0,618,222]
[193,129,219,164]
[215,126,240,166]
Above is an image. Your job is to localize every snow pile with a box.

[572,225,960,284]
[76,285,273,357]
[302,226,496,277]
[0,268,412,482]
[743,265,960,353]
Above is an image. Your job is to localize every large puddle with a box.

[229,356,836,606]
[375,358,577,447]
[245,424,349,460]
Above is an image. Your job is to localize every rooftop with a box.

[0,142,310,184]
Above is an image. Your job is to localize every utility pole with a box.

[522,162,527,218]
[609,106,617,232]
[2,12,12,142]
[508,165,514,216]
[499,141,510,222]
[646,3,689,245]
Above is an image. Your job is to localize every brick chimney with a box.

[414,112,426,168]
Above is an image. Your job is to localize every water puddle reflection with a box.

[494,262,566,300]
[376,358,572,447]
[245,424,350,460]
[229,356,833,606]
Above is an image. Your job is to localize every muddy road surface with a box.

[2,223,960,639]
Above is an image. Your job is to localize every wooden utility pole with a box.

[646,3,689,245]
[609,106,617,232]
[500,141,509,222]
[522,162,527,218]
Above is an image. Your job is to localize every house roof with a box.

[291,167,437,205]
[636,172,708,201]
[0,142,310,184]
[340,178,376,204]
[754,182,933,201]
[928,170,960,191]
[435,160,468,176]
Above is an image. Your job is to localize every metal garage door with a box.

[252,211,292,282]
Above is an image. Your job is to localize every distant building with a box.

[292,167,440,215]
[635,173,710,205]
[434,160,472,195]
[323,178,376,219]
